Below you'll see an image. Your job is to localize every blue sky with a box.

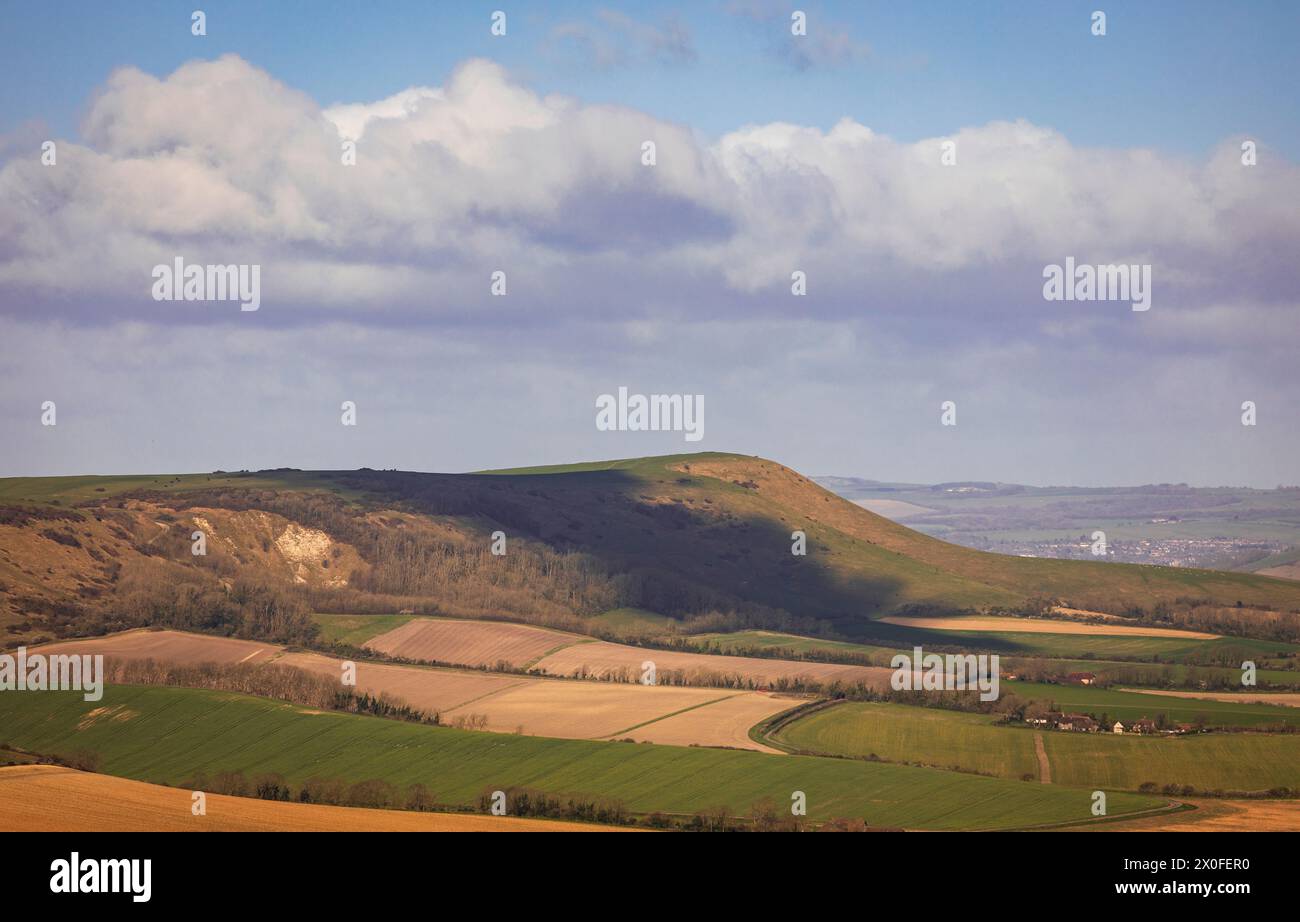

[0,2,1297,487]
[5,1,1297,153]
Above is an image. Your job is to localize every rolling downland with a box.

[0,685,1167,830]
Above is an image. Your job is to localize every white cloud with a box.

[1,55,1297,486]
[1,54,1293,329]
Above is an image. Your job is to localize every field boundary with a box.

[602,694,739,738]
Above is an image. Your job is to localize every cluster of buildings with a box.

[1025,713,1197,735]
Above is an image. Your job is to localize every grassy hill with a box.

[4,452,1300,646]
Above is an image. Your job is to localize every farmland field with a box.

[772,702,1040,779]
[1041,731,1300,792]
[865,620,1294,662]
[313,614,414,647]
[877,615,1217,639]
[435,679,765,740]
[687,629,1300,688]
[1057,798,1300,832]
[27,630,797,746]
[688,630,895,663]
[0,765,620,832]
[531,640,891,688]
[359,617,889,689]
[0,685,1166,829]
[772,701,1300,794]
[363,617,588,668]
[1117,689,1300,707]
[36,629,281,666]
[624,692,801,753]
[1003,658,1300,688]
[1005,681,1300,728]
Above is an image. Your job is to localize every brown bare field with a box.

[625,692,799,753]
[878,615,1218,639]
[0,766,622,832]
[1118,688,1300,708]
[277,651,522,714]
[532,641,892,688]
[1059,797,1300,832]
[441,680,740,738]
[35,629,281,665]
[29,631,521,716]
[364,617,584,668]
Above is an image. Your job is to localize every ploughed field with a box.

[527,639,889,687]
[362,617,586,668]
[29,629,798,750]
[0,686,1167,830]
[0,765,621,832]
[359,616,893,688]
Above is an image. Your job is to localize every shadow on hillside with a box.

[333,466,910,636]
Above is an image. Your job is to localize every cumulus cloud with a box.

[1,55,1297,484]
[1,53,1295,333]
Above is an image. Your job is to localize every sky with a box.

[1,1,1297,486]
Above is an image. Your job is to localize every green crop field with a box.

[688,630,896,663]
[0,685,1165,830]
[1004,681,1300,728]
[687,628,1300,688]
[312,613,415,647]
[1004,658,1300,689]
[773,701,1300,793]
[773,701,1040,779]
[855,622,1297,663]
[1041,731,1300,792]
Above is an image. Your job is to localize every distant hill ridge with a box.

[2,452,1299,648]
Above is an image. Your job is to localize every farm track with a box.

[1033,732,1051,784]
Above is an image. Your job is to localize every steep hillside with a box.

[3,453,1300,648]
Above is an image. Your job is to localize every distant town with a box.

[964,535,1287,569]
[818,476,1300,574]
